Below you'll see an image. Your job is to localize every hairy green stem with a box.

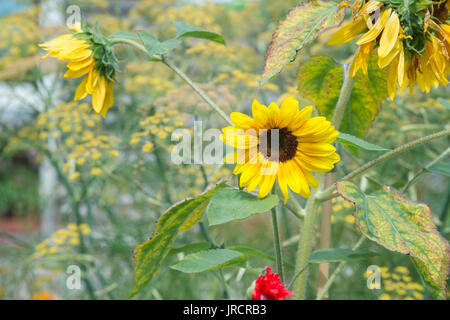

[293,190,319,299]
[331,62,355,129]
[317,61,354,297]
[111,38,233,125]
[161,57,233,125]
[316,236,365,300]
[316,128,450,201]
[271,203,284,282]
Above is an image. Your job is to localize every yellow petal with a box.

[279,96,299,128]
[230,112,260,129]
[397,43,405,88]
[100,80,114,117]
[287,105,313,132]
[73,76,89,101]
[298,142,336,156]
[328,18,367,45]
[350,41,374,77]
[64,64,92,78]
[387,56,399,100]
[378,11,400,57]
[356,8,391,45]
[378,39,400,69]
[92,75,107,113]
[221,127,258,149]
[257,171,277,198]
[277,162,290,203]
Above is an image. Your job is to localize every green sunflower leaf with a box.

[308,248,377,263]
[168,242,212,256]
[426,162,450,177]
[130,183,228,297]
[136,30,181,57]
[336,133,389,152]
[297,55,387,140]
[173,21,226,45]
[230,245,294,268]
[336,181,450,299]
[170,249,246,273]
[261,0,345,86]
[107,31,140,42]
[437,98,450,110]
[207,188,279,226]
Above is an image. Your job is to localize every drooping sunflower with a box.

[221,97,340,202]
[328,0,450,100]
[39,23,117,117]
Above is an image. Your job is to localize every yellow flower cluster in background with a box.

[215,70,279,93]
[364,266,425,300]
[129,0,177,23]
[34,224,91,258]
[154,84,234,118]
[0,6,43,81]
[130,107,187,153]
[186,42,236,60]
[173,165,232,199]
[124,62,176,99]
[329,196,356,225]
[6,102,120,180]
[155,4,222,36]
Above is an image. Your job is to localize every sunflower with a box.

[328,0,450,100]
[221,97,340,202]
[39,23,116,117]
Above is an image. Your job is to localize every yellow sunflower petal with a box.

[92,75,107,113]
[356,8,391,45]
[230,112,261,129]
[378,11,400,58]
[257,171,277,198]
[73,76,89,101]
[277,162,290,203]
[221,127,258,149]
[252,99,269,126]
[328,18,367,45]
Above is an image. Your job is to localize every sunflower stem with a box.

[161,57,233,126]
[317,61,355,297]
[293,188,320,299]
[271,194,284,282]
[331,62,355,129]
[316,128,450,201]
[110,38,233,126]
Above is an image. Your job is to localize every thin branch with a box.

[316,129,450,201]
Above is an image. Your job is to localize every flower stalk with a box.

[316,128,450,202]
[110,37,233,126]
[317,60,354,296]
[293,188,320,299]
[271,198,284,282]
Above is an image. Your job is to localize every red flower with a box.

[252,267,294,300]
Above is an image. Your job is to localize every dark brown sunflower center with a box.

[432,2,448,23]
[259,127,298,162]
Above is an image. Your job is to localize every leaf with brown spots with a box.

[261,0,344,86]
[337,181,450,299]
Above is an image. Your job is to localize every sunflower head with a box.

[221,97,340,202]
[39,22,118,116]
[328,0,450,99]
